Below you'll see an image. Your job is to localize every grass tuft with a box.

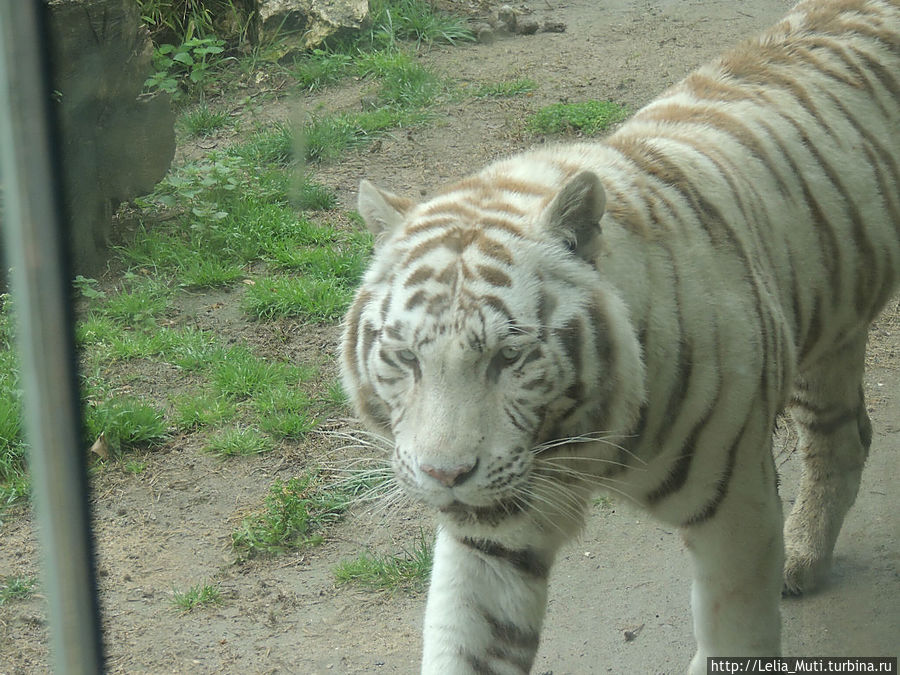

[0,575,36,605]
[474,78,538,98]
[204,427,273,457]
[181,103,230,137]
[526,100,630,135]
[172,582,222,611]
[83,398,168,456]
[333,531,433,592]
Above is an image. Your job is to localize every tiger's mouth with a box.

[438,496,526,525]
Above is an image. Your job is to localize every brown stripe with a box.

[342,291,370,380]
[403,265,434,287]
[476,264,512,288]
[476,236,514,266]
[480,294,515,324]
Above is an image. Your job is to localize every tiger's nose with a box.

[420,459,478,487]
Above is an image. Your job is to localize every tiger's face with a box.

[342,170,645,520]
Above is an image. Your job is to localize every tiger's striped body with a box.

[341,0,900,672]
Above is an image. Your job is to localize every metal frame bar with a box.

[0,2,105,672]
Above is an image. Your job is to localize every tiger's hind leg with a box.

[783,333,872,595]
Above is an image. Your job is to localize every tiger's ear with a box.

[539,171,606,261]
[358,180,414,239]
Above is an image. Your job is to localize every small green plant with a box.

[204,426,272,457]
[526,100,630,135]
[333,531,433,592]
[232,473,352,559]
[123,460,148,475]
[475,78,538,98]
[172,582,222,611]
[144,36,226,100]
[0,575,36,605]
[73,275,107,300]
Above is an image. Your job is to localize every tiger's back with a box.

[341,1,899,672]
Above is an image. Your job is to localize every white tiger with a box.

[340,0,900,672]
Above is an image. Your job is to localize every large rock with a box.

[46,0,175,274]
[257,0,370,51]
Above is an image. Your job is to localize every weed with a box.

[475,78,538,98]
[204,426,272,457]
[333,530,433,592]
[526,100,630,135]
[171,582,222,611]
[232,473,352,559]
[0,575,36,605]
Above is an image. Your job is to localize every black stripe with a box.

[681,419,746,527]
[458,537,549,578]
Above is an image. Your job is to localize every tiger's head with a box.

[341,167,645,524]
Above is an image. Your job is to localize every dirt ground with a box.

[1,0,898,673]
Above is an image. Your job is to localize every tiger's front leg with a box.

[421,527,556,675]
[682,433,784,675]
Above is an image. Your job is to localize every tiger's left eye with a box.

[396,349,418,363]
[499,345,522,363]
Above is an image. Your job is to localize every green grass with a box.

[171,582,222,611]
[291,49,354,91]
[83,398,168,456]
[232,473,354,559]
[368,0,474,47]
[173,392,236,431]
[253,389,317,439]
[0,575,37,605]
[242,276,354,322]
[475,78,538,98]
[204,426,273,457]
[181,103,230,137]
[526,100,630,135]
[333,531,433,592]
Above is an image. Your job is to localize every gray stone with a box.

[257,0,370,51]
